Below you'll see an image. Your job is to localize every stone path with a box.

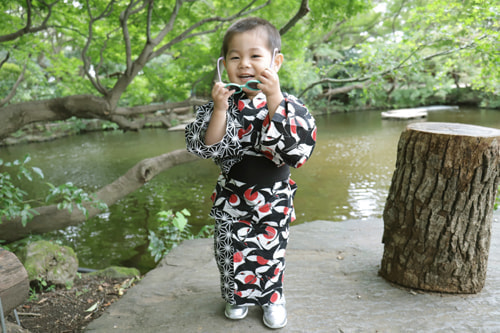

[86,213,500,332]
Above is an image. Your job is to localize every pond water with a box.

[2,107,499,273]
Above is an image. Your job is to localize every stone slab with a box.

[86,211,500,332]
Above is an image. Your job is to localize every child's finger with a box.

[259,68,279,83]
[212,84,234,106]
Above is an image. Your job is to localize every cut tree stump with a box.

[380,122,500,293]
[0,248,29,315]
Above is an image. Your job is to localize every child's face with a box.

[224,28,275,98]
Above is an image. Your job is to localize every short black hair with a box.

[221,17,281,58]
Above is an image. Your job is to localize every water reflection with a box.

[347,180,386,219]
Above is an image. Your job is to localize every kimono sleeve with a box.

[184,102,242,170]
[260,94,317,168]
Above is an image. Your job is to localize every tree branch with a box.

[299,36,485,98]
[82,0,117,96]
[279,0,310,36]
[321,83,366,98]
[0,60,28,107]
[0,0,59,43]
[114,97,208,116]
[319,18,347,46]
[121,0,148,74]
[150,0,182,46]
[146,0,154,42]
[94,30,120,86]
[392,0,407,38]
[0,95,110,140]
[108,0,271,107]
[0,52,10,71]
[150,0,271,59]
[0,149,200,242]
[0,94,206,140]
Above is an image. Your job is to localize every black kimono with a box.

[185,91,316,306]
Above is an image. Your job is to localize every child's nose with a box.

[239,57,251,68]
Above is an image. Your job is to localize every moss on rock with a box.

[18,240,78,286]
[88,266,140,279]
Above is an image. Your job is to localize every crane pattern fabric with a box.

[185,91,316,306]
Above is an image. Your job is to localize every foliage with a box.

[0,234,46,253]
[45,182,108,218]
[0,0,368,108]
[34,275,56,293]
[300,0,499,109]
[0,155,107,227]
[0,0,498,117]
[148,209,213,263]
[0,154,43,226]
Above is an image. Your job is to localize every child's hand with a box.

[205,82,232,145]
[257,68,282,100]
[257,68,284,118]
[212,82,234,113]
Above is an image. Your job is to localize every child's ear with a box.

[273,53,284,72]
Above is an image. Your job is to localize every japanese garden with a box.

[1,0,499,332]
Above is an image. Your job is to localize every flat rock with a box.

[86,211,500,332]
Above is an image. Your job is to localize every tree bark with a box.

[380,122,500,293]
[0,249,29,316]
[0,95,206,141]
[0,149,199,242]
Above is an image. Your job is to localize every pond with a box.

[2,107,499,273]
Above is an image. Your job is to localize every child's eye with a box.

[251,54,262,58]
[230,56,239,60]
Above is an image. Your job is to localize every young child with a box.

[185,17,316,329]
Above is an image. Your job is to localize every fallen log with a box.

[0,149,199,242]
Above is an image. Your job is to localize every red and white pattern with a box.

[185,91,316,306]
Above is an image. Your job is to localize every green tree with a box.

[2,0,496,241]
[0,0,322,241]
[300,0,499,109]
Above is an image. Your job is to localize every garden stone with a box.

[88,266,140,279]
[18,240,78,286]
[4,321,31,333]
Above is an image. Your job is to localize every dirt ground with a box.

[6,274,135,333]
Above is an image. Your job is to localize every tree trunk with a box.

[0,95,207,141]
[380,122,500,293]
[0,249,29,315]
[0,149,199,242]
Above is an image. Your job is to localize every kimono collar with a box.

[232,92,267,107]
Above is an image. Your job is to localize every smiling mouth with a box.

[239,75,255,81]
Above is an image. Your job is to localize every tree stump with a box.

[380,122,500,293]
[0,248,29,315]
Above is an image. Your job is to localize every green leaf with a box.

[172,212,188,231]
[23,154,31,164]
